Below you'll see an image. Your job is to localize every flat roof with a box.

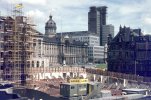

[122,88,148,91]
[123,94,143,97]
[90,94,144,100]
[60,83,87,85]
[90,96,123,100]
[88,81,100,85]
[100,90,111,93]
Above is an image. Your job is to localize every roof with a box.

[56,31,97,37]
[43,36,60,44]
[111,26,142,43]
[45,15,56,28]
[122,88,148,92]
[90,96,123,100]
[100,90,111,93]
[88,81,100,85]
[90,94,144,100]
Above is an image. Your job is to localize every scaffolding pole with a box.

[3,3,34,86]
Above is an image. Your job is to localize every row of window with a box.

[31,61,44,67]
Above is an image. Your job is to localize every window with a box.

[0,25,2,30]
[33,43,36,46]
[37,61,39,67]
[71,86,74,89]
[32,61,34,67]
[26,61,30,68]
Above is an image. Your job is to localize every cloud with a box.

[25,9,45,23]
[0,0,151,35]
[143,17,151,25]
[2,0,47,6]
[21,0,47,6]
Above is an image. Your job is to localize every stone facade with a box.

[31,15,88,67]
[107,26,151,77]
[57,31,105,63]
[0,15,88,81]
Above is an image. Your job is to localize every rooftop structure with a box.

[45,14,57,37]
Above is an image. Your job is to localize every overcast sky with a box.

[1,0,151,35]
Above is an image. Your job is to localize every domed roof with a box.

[45,14,56,28]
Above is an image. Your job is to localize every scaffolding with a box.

[3,4,34,85]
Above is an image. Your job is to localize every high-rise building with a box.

[102,24,114,46]
[88,6,114,46]
[88,6,100,36]
[97,6,107,25]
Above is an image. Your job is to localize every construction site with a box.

[0,3,151,100]
[0,4,35,84]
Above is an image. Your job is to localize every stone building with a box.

[31,14,88,67]
[0,14,88,81]
[107,26,151,77]
[57,31,105,63]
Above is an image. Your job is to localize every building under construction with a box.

[0,5,35,84]
[0,4,88,84]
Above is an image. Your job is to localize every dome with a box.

[45,14,56,29]
[45,14,57,37]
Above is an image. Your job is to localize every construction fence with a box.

[28,67,86,74]
[86,68,151,82]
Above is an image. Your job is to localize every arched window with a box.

[37,61,39,67]
[32,61,34,67]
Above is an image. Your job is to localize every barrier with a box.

[27,67,86,76]
[86,68,151,82]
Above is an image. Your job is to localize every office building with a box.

[88,6,114,46]
[88,6,107,35]
[88,46,105,63]
[57,31,105,63]
[102,24,114,46]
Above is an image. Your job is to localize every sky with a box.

[1,0,151,35]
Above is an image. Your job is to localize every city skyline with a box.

[1,0,151,35]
